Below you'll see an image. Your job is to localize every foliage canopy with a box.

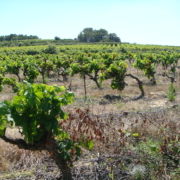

[77,27,121,43]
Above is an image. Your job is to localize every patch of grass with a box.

[115,102,124,108]
[166,83,176,101]
[0,129,48,174]
[0,170,34,179]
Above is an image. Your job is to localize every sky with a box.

[0,0,180,46]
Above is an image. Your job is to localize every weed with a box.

[166,83,176,101]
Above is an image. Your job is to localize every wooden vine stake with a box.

[83,74,87,101]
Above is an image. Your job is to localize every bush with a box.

[42,45,58,54]
[166,83,176,101]
[54,36,60,40]
[120,47,127,53]
[26,49,40,55]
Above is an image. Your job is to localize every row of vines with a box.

[0,44,180,99]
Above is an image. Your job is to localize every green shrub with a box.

[42,45,58,54]
[166,83,176,101]
[26,49,40,55]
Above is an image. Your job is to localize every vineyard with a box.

[0,43,180,179]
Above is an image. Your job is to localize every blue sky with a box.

[1,0,180,46]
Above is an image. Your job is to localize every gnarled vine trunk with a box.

[45,133,73,180]
[126,74,145,99]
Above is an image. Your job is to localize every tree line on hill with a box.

[77,28,121,43]
[0,27,121,45]
[0,34,39,41]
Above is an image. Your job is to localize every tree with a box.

[93,29,108,42]
[108,33,121,42]
[82,28,94,42]
[0,34,39,41]
[55,36,61,40]
[77,32,84,42]
[0,36,4,41]
[77,27,120,43]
